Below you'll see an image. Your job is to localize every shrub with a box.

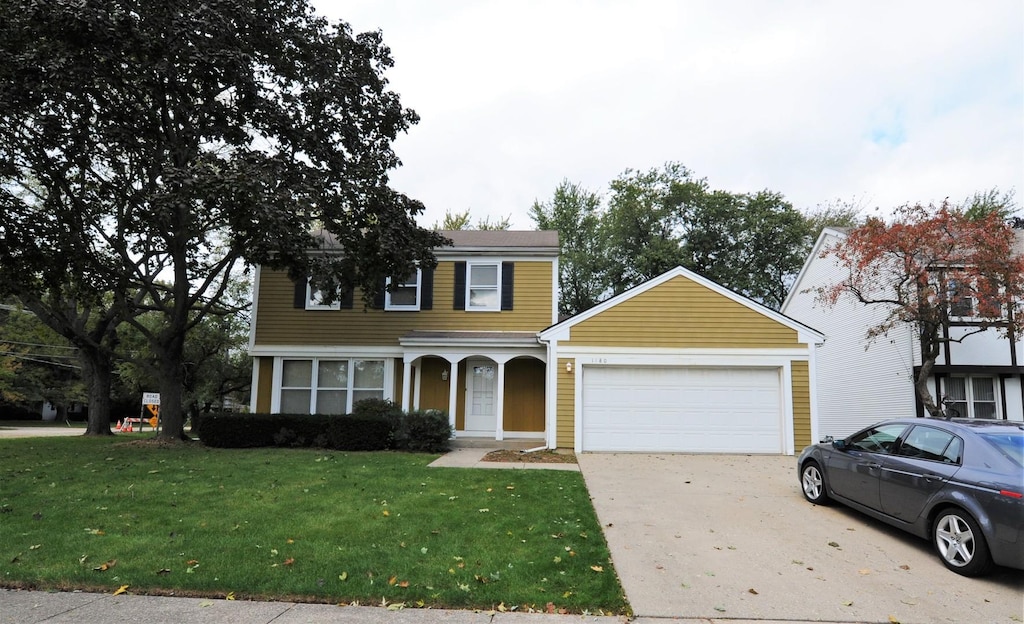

[394,409,452,453]
[325,414,392,451]
[200,413,326,448]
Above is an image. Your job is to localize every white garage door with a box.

[581,366,783,453]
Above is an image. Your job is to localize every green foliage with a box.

[533,162,816,311]
[200,413,325,449]
[325,414,393,451]
[0,0,446,439]
[0,436,627,613]
[530,180,605,316]
[960,187,1019,221]
[433,209,512,231]
[393,410,453,453]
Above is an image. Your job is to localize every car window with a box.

[897,426,960,464]
[847,424,907,454]
[979,431,1024,468]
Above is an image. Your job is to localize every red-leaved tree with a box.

[816,203,1024,416]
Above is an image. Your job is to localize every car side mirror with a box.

[832,439,847,451]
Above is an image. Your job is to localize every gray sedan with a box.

[797,418,1024,576]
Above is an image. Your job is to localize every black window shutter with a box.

[453,262,466,310]
[501,262,514,310]
[293,275,307,309]
[372,278,386,309]
[420,267,434,310]
[340,286,354,310]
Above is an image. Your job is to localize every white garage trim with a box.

[570,351,797,455]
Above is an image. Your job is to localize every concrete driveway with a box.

[578,453,1024,623]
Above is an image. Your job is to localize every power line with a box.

[0,339,77,350]
[1,353,81,370]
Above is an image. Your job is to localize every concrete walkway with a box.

[428,446,579,470]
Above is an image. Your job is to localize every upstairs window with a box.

[385,270,421,311]
[467,262,500,310]
[948,279,974,317]
[306,281,340,310]
[944,376,997,419]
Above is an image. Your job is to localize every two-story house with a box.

[249,230,825,455]
[782,227,1024,440]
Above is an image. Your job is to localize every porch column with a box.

[447,359,459,433]
[495,360,506,441]
[413,361,422,411]
[401,359,412,412]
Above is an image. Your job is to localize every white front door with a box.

[465,359,497,434]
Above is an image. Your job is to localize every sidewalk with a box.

[428,446,579,471]
[0,589,852,624]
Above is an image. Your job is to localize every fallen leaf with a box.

[858,568,872,575]
[889,616,900,624]
[398,580,409,588]
[29,544,42,550]
[226,592,236,600]
[546,602,555,614]
[388,575,397,585]
[828,541,840,548]
[497,602,507,612]
[387,603,405,611]
[199,600,214,608]
[339,571,348,581]
[10,553,21,563]
[748,588,759,595]
[590,565,604,572]
[186,559,199,566]
[900,599,917,606]
[843,601,853,606]
[714,606,726,612]
[94,559,117,572]
[382,510,390,517]
[899,564,910,570]
[283,558,295,566]
[156,568,171,576]
[113,585,129,596]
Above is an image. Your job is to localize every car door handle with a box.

[923,474,943,482]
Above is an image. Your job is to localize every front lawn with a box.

[0,436,627,614]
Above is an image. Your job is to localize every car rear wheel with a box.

[932,509,993,576]
[800,461,830,505]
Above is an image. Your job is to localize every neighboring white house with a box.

[782,227,1024,440]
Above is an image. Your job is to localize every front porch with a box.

[397,331,547,443]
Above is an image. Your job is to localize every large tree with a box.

[815,203,1024,416]
[529,180,605,316]
[0,0,445,440]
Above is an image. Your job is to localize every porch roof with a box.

[399,330,541,348]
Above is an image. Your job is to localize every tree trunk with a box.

[79,348,114,436]
[154,338,190,441]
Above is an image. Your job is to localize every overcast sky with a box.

[315,1,1023,229]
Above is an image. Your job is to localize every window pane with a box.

[945,378,966,401]
[974,403,996,419]
[900,426,955,461]
[390,285,418,306]
[470,264,498,287]
[353,360,385,389]
[971,378,994,402]
[942,437,963,464]
[353,389,384,405]
[469,288,499,308]
[282,360,312,387]
[849,424,906,453]
[318,361,348,388]
[315,389,346,415]
[280,389,311,413]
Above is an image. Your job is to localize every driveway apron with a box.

[578,453,1024,623]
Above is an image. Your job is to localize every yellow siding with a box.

[418,357,451,412]
[555,359,575,448]
[791,360,811,451]
[503,358,545,432]
[254,261,554,346]
[255,357,274,413]
[567,275,798,348]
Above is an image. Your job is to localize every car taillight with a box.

[999,490,1023,499]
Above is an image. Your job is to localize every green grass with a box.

[0,436,628,614]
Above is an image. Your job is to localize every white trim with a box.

[465,261,502,312]
[782,228,847,311]
[808,341,821,447]
[551,256,560,326]
[250,345,404,357]
[270,356,394,414]
[385,269,422,311]
[544,339,558,449]
[249,358,260,413]
[248,264,262,352]
[305,280,341,310]
[441,253,556,263]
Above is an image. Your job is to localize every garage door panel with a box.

[581,366,782,453]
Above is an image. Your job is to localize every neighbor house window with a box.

[306,281,340,310]
[467,262,500,310]
[385,270,421,310]
[944,376,997,419]
[277,358,385,414]
[948,278,975,318]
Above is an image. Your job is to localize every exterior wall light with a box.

[441,369,449,381]
[565,361,572,373]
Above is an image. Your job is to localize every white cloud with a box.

[321,0,1024,226]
